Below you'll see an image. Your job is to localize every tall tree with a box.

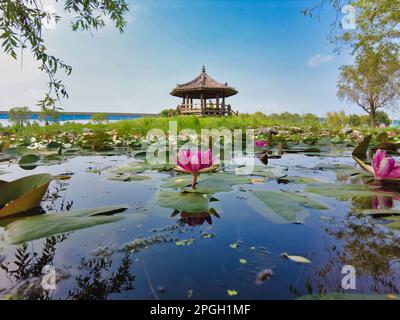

[337,45,400,126]
[8,106,31,127]
[0,0,129,110]
[304,0,400,53]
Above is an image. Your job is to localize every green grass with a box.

[0,113,394,139]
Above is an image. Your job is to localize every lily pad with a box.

[107,173,151,182]
[251,190,328,223]
[5,205,127,244]
[18,153,40,169]
[361,209,400,217]
[157,190,209,212]
[383,216,400,231]
[0,174,52,218]
[352,134,371,158]
[304,183,389,198]
[110,162,175,174]
[161,173,252,194]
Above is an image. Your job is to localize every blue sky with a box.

[0,0,371,116]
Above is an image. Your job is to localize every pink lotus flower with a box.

[372,149,400,180]
[255,140,268,148]
[175,149,217,189]
[388,131,397,138]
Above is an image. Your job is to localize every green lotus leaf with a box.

[251,190,328,223]
[157,190,209,212]
[304,183,390,198]
[5,206,127,244]
[0,174,52,218]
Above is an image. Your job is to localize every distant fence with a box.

[0,111,158,121]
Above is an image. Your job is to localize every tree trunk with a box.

[370,107,377,127]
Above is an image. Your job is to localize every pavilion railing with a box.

[176,103,238,116]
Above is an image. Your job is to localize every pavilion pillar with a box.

[200,93,204,115]
[216,96,220,114]
[190,98,193,109]
[222,96,225,114]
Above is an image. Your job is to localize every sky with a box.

[0,0,379,117]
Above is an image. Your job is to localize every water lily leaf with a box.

[5,206,127,244]
[304,183,388,198]
[161,173,252,194]
[157,190,209,212]
[313,163,356,171]
[230,242,239,249]
[361,209,400,217]
[175,238,194,246]
[373,142,400,151]
[110,162,175,174]
[242,166,287,179]
[281,252,311,264]
[0,174,52,218]
[251,190,328,223]
[352,134,371,158]
[227,289,238,296]
[376,132,389,144]
[284,176,325,184]
[18,153,40,169]
[297,293,400,300]
[383,216,400,231]
[1,141,10,153]
[107,173,151,182]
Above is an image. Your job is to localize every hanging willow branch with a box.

[0,0,129,111]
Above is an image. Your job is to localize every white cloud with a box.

[307,53,333,68]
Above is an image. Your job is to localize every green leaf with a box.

[251,190,328,223]
[5,206,127,244]
[107,173,151,182]
[18,153,40,169]
[161,173,252,194]
[0,174,52,218]
[175,238,194,246]
[110,162,175,174]
[352,134,371,157]
[361,209,400,217]
[376,132,389,144]
[227,289,238,296]
[304,183,388,198]
[157,190,209,212]
[230,242,239,249]
[383,216,400,231]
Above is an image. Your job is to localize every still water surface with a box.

[0,150,399,299]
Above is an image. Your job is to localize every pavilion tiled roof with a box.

[170,66,238,98]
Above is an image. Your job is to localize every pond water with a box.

[0,148,400,300]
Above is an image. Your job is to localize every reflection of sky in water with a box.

[0,151,400,299]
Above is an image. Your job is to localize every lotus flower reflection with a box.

[175,149,218,189]
[255,140,268,148]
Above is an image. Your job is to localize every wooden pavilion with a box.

[171,66,238,116]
